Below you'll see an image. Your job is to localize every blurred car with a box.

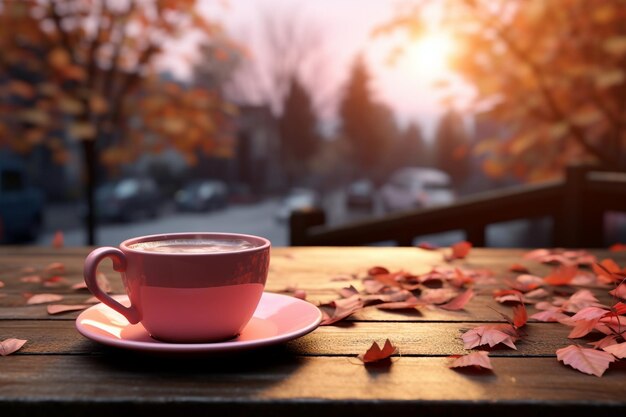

[0,155,44,243]
[175,180,228,212]
[95,177,162,222]
[346,179,375,210]
[380,167,455,212]
[275,188,320,222]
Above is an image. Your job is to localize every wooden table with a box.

[1,246,625,416]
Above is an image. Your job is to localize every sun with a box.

[405,32,456,76]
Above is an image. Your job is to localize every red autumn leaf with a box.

[0,280,4,288]
[439,288,474,311]
[523,248,551,261]
[0,338,27,356]
[358,339,398,363]
[593,259,626,284]
[566,319,601,339]
[420,288,458,305]
[556,345,615,377]
[544,265,577,286]
[513,303,527,328]
[26,293,64,305]
[570,306,610,322]
[609,243,626,252]
[52,230,64,248]
[43,276,70,288]
[511,274,544,292]
[530,309,569,322]
[319,294,364,325]
[561,289,603,313]
[448,351,493,370]
[524,288,549,300]
[451,267,474,287]
[462,324,518,350]
[47,304,90,315]
[509,263,530,273]
[603,342,626,359]
[445,241,472,261]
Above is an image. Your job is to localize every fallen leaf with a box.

[52,230,64,248]
[292,289,307,300]
[439,288,474,311]
[566,319,601,338]
[556,345,615,377]
[530,309,569,322]
[0,280,4,288]
[603,342,626,359]
[544,265,577,286]
[47,304,89,315]
[26,293,64,305]
[593,259,626,284]
[367,266,390,276]
[448,351,493,370]
[561,289,603,313]
[420,288,458,304]
[358,339,398,363]
[589,335,621,349]
[0,338,27,356]
[462,324,518,350]
[609,284,626,299]
[319,294,364,325]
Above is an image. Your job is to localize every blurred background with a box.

[0,0,624,247]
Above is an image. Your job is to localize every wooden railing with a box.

[289,166,626,248]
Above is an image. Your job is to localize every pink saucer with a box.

[76,292,322,354]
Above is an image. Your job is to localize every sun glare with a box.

[405,32,456,76]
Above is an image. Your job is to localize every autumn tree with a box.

[339,56,396,180]
[0,0,234,244]
[279,77,319,187]
[378,0,626,182]
[433,109,471,188]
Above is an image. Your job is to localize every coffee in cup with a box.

[83,232,270,343]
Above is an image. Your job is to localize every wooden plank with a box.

[0,320,583,356]
[0,355,624,417]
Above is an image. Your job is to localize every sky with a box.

[162,0,474,140]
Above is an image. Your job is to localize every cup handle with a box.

[84,247,140,324]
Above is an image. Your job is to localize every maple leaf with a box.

[609,284,626,300]
[44,262,65,276]
[338,285,359,298]
[439,288,474,311]
[462,324,518,350]
[561,289,603,313]
[544,265,577,286]
[319,295,364,325]
[0,280,4,288]
[530,309,569,322]
[566,319,601,339]
[420,288,458,304]
[26,293,64,305]
[556,345,615,377]
[603,342,626,359]
[448,351,493,370]
[358,339,398,363]
[47,304,90,315]
[416,242,439,250]
[367,266,390,276]
[0,338,27,356]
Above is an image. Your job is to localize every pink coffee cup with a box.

[83,232,270,343]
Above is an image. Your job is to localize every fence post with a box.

[553,165,603,247]
[289,208,326,246]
